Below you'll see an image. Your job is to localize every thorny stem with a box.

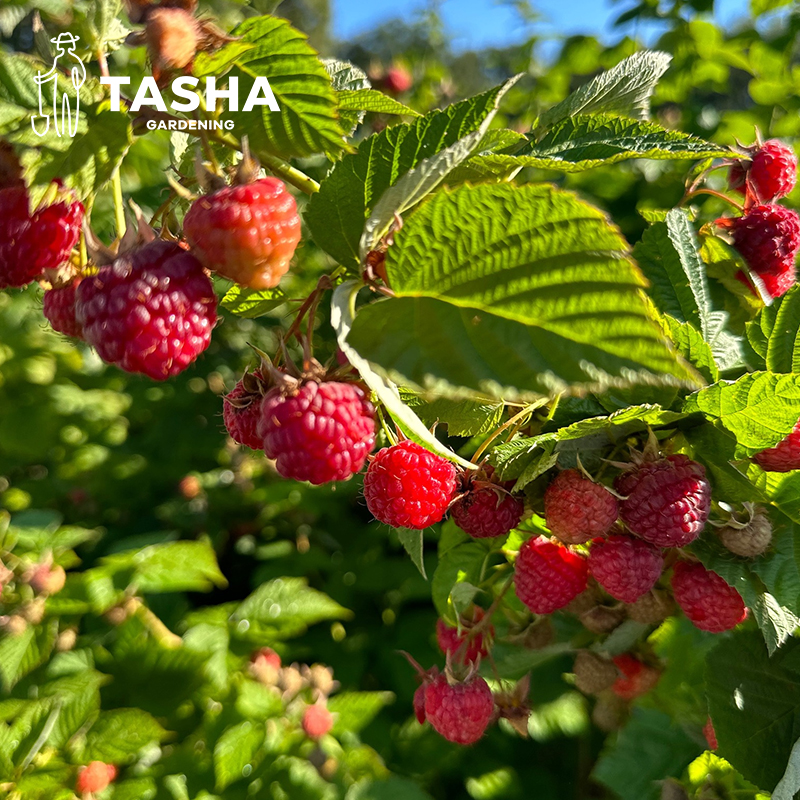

[679,187,744,211]
[471,401,546,465]
[96,50,109,80]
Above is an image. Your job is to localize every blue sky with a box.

[332,0,752,51]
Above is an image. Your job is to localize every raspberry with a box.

[76,761,117,794]
[615,455,710,547]
[588,535,663,603]
[185,178,301,290]
[146,8,198,81]
[754,418,800,472]
[436,607,493,664]
[302,704,333,739]
[592,693,628,732]
[383,65,413,94]
[544,469,619,544]
[258,379,375,484]
[26,563,66,595]
[728,204,800,297]
[703,717,718,750]
[223,373,265,450]
[719,511,772,557]
[0,184,83,289]
[611,654,660,700]
[671,561,748,633]
[249,647,281,685]
[573,651,619,695]
[626,589,674,625]
[580,604,625,634]
[514,537,588,614]
[450,467,522,538]
[43,278,83,338]
[729,139,797,201]
[363,440,458,529]
[75,240,217,380]
[424,673,494,745]
[413,683,427,724]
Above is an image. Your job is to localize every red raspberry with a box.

[258,379,375,484]
[43,278,83,339]
[302,704,333,739]
[76,761,117,794]
[450,471,522,539]
[75,240,217,380]
[703,717,718,750]
[588,535,663,603]
[424,673,494,745]
[363,440,457,529]
[383,65,413,94]
[436,607,493,664]
[611,654,660,700]
[615,455,710,547]
[754,418,800,472]
[514,537,588,614]
[223,374,265,450]
[250,646,281,673]
[671,561,747,633]
[184,178,301,290]
[0,184,83,289]
[729,139,797,201]
[413,683,427,724]
[544,469,619,544]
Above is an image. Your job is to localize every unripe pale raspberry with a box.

[514,537,588,614]
[436,607,493,665]
[75,240,217,380]
[258,379,375,484]
[729,139,797,201]
[223,374,265,450]
[573,651,619,695]
[544,469,619,544]
[592,693,628,732]
[26,563,66,595]
[363,440,457,529]
[671,561,747,633]
[145,8,198,78]
[703,717,718,750]
[424,673,494,745]
[754,418,800,472]
[611,654,660,700]
[588,535,663,604]
[249,647,281,685]
[76,761,117,794]
[450,468,522,538]
[43,278,83,338]
[615,455,710,547]
[719,512,772,557]
[0,184,83,289]
[625,589,674,625]
[185,178,301,289]
[580,604,626,634]
[302,704,333,739]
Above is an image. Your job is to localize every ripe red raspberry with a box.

[729,139,797,201]
[76,761,117,794]
[727,204,800,297]
[450,468,522,538]
[719,511,772,557]
[514,537,588,614]
[0,184,83,289]
[413,683,427,724]
[754,418,800,472]
[703,717,718,750]
[43,278,83,338]
[258,379,375,484]
[302,704,333,739]
[611,654,660,700]
[383,65,413,94]
[363,440,458,529]
[436,607,493,664]
[544,469,619,544]
[671,561,747,633]
[588,535,663,604]
[223,373,264,450]
[615,455,710,547]
[424,673,494,745]
[184,178,301,290]
[75,240,217,380]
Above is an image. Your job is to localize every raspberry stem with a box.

[471,401,547,465]
[679,188,744,211]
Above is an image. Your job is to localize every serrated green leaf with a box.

[214,720,265,791]
[323,59,370,92]
[337,89,420,117]
[767,285,800,373]
[0,623,56,691]
[328,691,394,735]
[220,284,286,318]
[661,315,718,383]
[432,523,492,618]
[402,394,504,437]
[396,528,426,579]
[83,708,166,763]
[233,578,350,628]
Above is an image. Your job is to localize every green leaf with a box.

[537,50,671,129]
[328,691,394,735]
[306,81,518,270]
[233,578,350,628]
[593,708,700,800]
[220,285,286,318]
[222,16,347,159]
[348,183,697,401]
[661,315,718,383]
[767,285,800,373]
[402,394,505,437]
[337,89,420,117]
[0,623,56,691]
[396,528,427,579]
[323,59,370,92]
[110,778,158,800]
[683,372,800,455]
[773,737,800,800]
[214,721,265,791]
[83,709,167,763]
[348,777,434,800]
[432,523,492,618]
[706,630,800,792]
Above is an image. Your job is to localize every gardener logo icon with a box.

[32,32,87,138]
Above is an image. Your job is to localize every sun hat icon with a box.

[32,32,87,138]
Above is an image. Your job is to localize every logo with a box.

[32,32,87,138]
